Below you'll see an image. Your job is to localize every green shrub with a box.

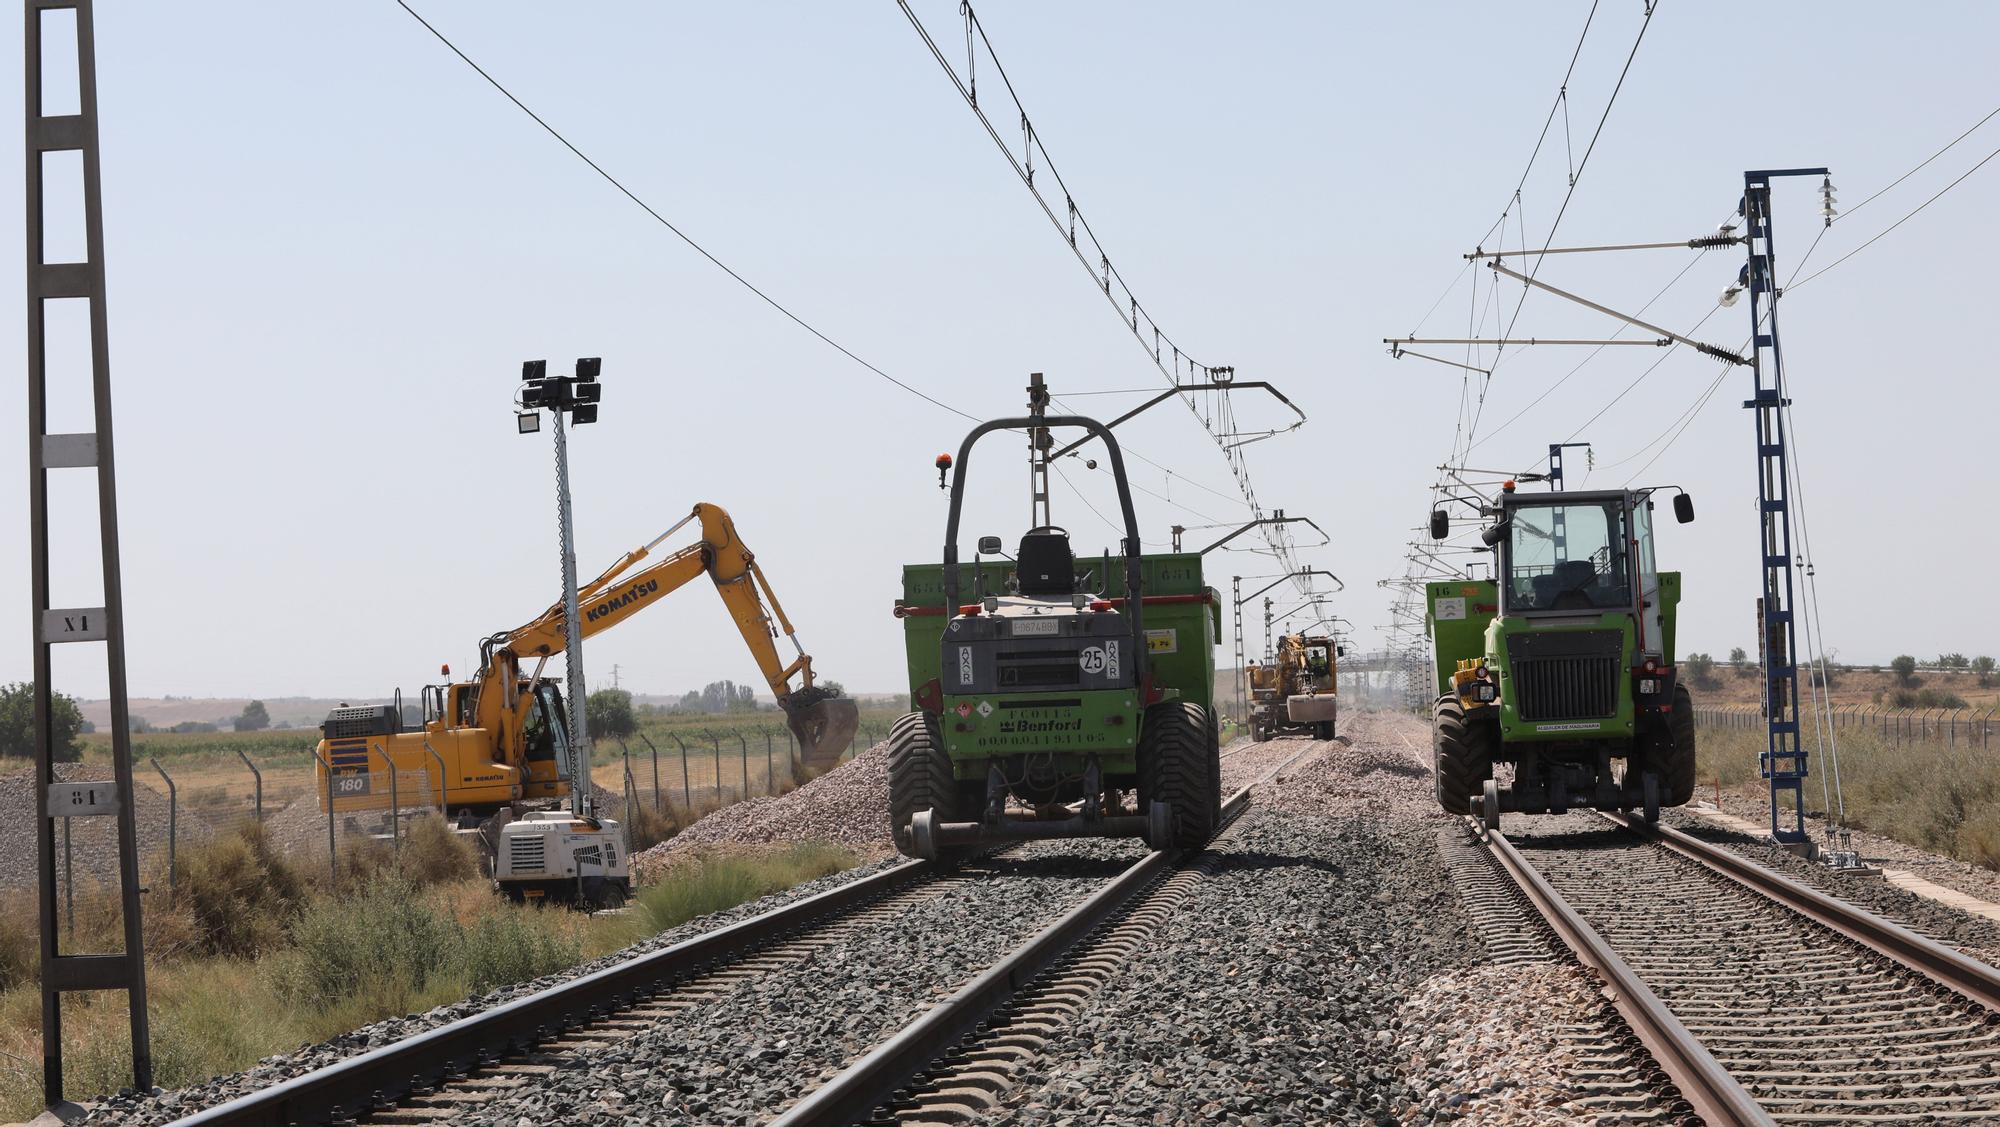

[175,823,308,957]
[1891,654,1919,686]
[397,815,479,887]
[268,878,458,1010]
[1887,688,1968,710]
[453,909,579,994]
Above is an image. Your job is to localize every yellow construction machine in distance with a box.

[315,502,860,819]
[1246,631,1341,742]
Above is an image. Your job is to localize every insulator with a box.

[1687,233,1742,249]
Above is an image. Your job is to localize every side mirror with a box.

[977,535,1003,555]
[1673,494,1695,524]
[1428,510,1449,540]
[1481,520,1510,547]
[1336,646,1346,658]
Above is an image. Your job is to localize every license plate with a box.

[1012,618,1059,636]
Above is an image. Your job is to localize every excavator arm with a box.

[477,503,858,773]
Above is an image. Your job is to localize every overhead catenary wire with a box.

[1837,103,2000,222]
[391,0,978,423]
[1469,0,1661,444]
[1387,2,1660,674]
[1606,110,2000,483]
[1791,140,2000,291]
[899,0,1326,608]
[395,0,1239,560]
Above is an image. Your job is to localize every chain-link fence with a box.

[85,719,908,898]
[1694,704,2000,749]
[614,720,894,824]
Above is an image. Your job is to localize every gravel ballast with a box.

[1663,808,2000,960]
[991,712,1483,1125]
[633,740,893,881]
[447,837,1148,1126]
[1395,963,1617,1126]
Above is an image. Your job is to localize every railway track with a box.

[1377,713,2000,1123]
[1484,811,2000,1125]
[774,786,1253,1125]
[169,776,1265,1127]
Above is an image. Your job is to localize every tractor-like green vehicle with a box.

[889,412,1223,859]
[1426,483,1698,827]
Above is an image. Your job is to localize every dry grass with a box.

[0,832,863,1118]
[1698,723,2000,869]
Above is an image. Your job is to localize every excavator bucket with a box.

[786,694,861,774]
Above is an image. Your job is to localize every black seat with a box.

[1550,559,1598,609]
[1016,528,1076,596]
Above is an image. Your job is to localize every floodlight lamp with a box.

[570,403,599,425]
[575,356,602,379]
[522,359,547,382]
[517,410,541,434]
[572,381,602,404]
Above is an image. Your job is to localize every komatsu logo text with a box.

[587,579,659,623]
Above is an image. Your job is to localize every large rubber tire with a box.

[1434,697,1496,816]
[1138,701,1218,850]
[887,711,956,858]
[1662,683,1698,806]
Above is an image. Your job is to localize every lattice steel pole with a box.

[1231,576,1244,722]
[1740,167,1828,850]
[25,0,151,1103]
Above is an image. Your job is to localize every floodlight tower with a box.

[515,358,604,817]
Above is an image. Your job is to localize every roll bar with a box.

[942,415,1145,643]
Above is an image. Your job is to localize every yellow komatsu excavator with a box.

[316,502,860,819]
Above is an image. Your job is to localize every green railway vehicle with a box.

[888,410,1223,859]
[1426,482,1698,828]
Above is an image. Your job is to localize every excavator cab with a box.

[519,682,571,774]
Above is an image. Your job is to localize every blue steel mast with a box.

[1739,167,1826,850]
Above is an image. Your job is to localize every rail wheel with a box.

[1481,778,1501,832]
[1642,771,1661,825]
[1434,697,1495,816]
[887,711,956,858]
[1138,700,1217,850]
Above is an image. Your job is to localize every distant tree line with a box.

[663,679,766,715]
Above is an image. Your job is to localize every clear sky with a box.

[2,2,1995,703]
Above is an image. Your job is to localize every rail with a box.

[1481,824,1770,1126]
[1484,805,2000,1126]
[1606,811,2000,1012]
[772,785,1253,1126]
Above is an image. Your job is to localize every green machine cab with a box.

[888,409,1223,859]
[1425,484,1698,827]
